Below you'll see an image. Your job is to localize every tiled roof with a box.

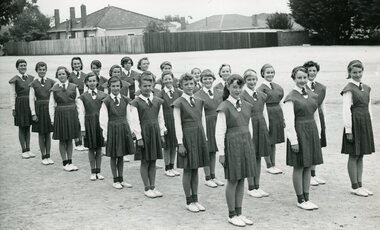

[49,6,174,32]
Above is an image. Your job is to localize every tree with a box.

[289,0,354,44]
[143,21,169,33]
[9,0,50,41]
[266,13,293,30]
[0,0,28,26]
[351,0,380,31]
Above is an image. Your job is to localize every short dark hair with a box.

[121,56,133,67]
[243,69,257,81]
[223,74,244,101]
[303,60,320,72]
[137,57,149,71]
[260,64,275,78]
[218,64,231,78]
[138,71,154,85]
[179,73,195,88]
[160,61,172,71]
[16,59,27,68]
[161,70,174,79]
[291,66,307,80]
[107,76,123,88]
[91,60,102,69]
[35,62,47,72]
[109,65,122,77]
[84,72,100,87]
[200,69,215,82]
[55,66,70,79]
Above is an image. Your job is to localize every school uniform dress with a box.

[341,81,375,155]
[307,81,327,147]
[172,94,209,169]
[216,96,257,180]
[9,74,35,126]
[97,75,109,92]
[29,77,55,133]
[130,94,166,160]
[121,69,140,99]
[284,87,323,167]
[240,88,271,158]
[99,94,135,157]
[158,87,182,150]
[49,82,80,141]
[69,71,87,95]
[213,81,225,92]
[78,89,107,149]
[257,81,285,144]
[194,88,223,153]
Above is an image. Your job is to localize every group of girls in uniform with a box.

[9,57,375,227]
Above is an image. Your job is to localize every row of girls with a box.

[10,57,374,227]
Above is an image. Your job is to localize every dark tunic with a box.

[172,97,209,169]
[194,88,223,153]
[9,74,35,126]
[240,90,271,158]
[216,100,257,180]
[69,72,87,95]
[121,70,140,99]
[29,78,55,133]
[51,83,80,140]
[131,96,164,161]
[158,88,183,150]
[284,90,323,167]
[341,83,375,155]
[79,90,107,149]
[257,82,285,144]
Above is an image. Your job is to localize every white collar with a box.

[227,95,239,105]
[181,93,194,104]
[138,93,153,102]
[203,86,213,94]
[74,70,81,76]
[244,86,256,95]
[262,80,272,88]
[18,73,28,79]
[122,68,130,77]
[88,88,98,93]
[38,77,45,82]
[294,85,307,95]
[163,86,174,93]
[110,93,121,100]
[350,79,362,87]
[58,81,68,87]
[307,80,316,89]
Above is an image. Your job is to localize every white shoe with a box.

[90,174,97,181]
[41,159,49,165]
[156,164,163,169]
[297,201,314,210]
[75,145,87,151]
[310,177,319,186]
[28,151,36,158]
[96,173,104,180]
[205,180,217,188]
[171,169,180,176]
[266,167,277,174]
[21,152,30,159]
[165,170,175,177]
[273,167,283,174]
[123,156,130,162]
[361,187,373,196]
[247,189,263,198]
[351,188,368,197]
[314,176,326,184]
[113,182,123,189]
[305,201,319,210]
[257,188,269,197]
[228,216,246,227]
[213,178,225,186]
[186,203,199,212]
[144,190,157,198]
[63,164,71,172]
[68,164,79,171]
[238,215,253,225]
[47,158,54,164]
[194,202,206,211]
[152,189,163,197]
[120,181,133,188]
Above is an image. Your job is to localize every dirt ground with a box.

[0,46,379,230]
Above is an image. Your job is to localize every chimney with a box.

[69,7,76,38]
[252,15,258,27]
[81,4,86,28]
[54,9,60,28]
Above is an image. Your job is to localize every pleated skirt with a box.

[286,119,323,167]
[341,111,375,155]
[224,127,257,180]
[135,122,163,161]
[177,123,209,169]
[163,112,177,150]
[32,100,53,134]
[251,116,271,158]
[106,119,135,157]
[267,104,285,144]
[319,109,327,148]
[84,114,104,149]
[53,104,80,140]
[206,115,218,153]
[14,96,32,127]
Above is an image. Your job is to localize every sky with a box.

[37,0,291,23]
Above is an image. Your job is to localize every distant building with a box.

[182,13,303,32]
[48,5,176,39]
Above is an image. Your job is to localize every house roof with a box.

[183,13,303,31]
[184,14,268,31]
[48,6,174,32]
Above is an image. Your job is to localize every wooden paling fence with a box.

[4,31,308,56]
